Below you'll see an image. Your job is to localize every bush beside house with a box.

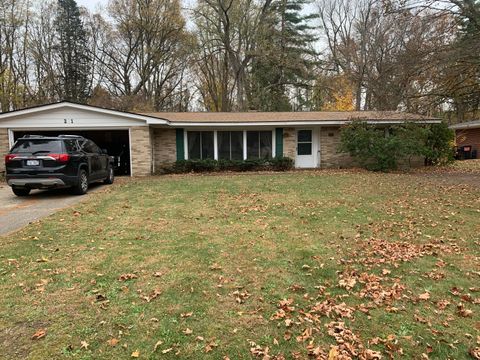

[163,157,294,174]
[339,121,454,171]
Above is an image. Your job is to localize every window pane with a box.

[188,131,201,159]
[247,131,259,159]
[230,131,244,160]
[259,131,272,158]
[218,131,230,160]
[298,130,312,142]
[11,139,64,154]
[297,143,312,155]
[201,132,214,159]
[64,140,78,152]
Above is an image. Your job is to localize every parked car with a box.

[4,135,114,196]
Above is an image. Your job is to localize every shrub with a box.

[169,157,294,173]
[270,157,294,171]
[339,121,454,171]
[424,122,455,165]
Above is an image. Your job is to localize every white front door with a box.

[295,129,316,168]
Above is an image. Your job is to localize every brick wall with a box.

[0,129,9,173]
[319,127,355,168]
[152,128,176,172]
[130,126,153,176]
[283,128,296,159]
[456,128,480,152]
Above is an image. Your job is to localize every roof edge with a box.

[0,101,169,124]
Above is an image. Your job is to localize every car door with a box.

[91,141,108,178]
[82,140,101,179]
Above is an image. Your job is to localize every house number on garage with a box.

[64,118,74,124]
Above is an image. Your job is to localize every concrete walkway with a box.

[0,182,104,236]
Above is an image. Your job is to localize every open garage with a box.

[0,102,170,176]
[12,129,131,175]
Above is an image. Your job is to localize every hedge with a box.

[166,157,294,173]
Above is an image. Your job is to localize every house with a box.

[450,120,480,159]
[0,101,440,175]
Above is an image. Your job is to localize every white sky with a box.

[76,0,108,11]
[76,0,196,12]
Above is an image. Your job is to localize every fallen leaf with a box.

[418,292,430,301]
[153,340,163,352]
[80,340,89,350]
[107,338,119,347]
[31,329,46,340]
[183,328,193,335]
[131,350,140,358]
[470,347,480,360]
[141,288,161,302]
[119,273,138,281]
[162,348,173,354]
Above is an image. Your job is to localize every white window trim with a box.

[243,131,247,160]
[213,130,218,160]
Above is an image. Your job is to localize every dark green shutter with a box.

[275,128,283,158]
[176,128,185,161]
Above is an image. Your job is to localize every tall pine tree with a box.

[249,0,317,111]
[55,0,91,102]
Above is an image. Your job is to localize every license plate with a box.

[26,160,40,166]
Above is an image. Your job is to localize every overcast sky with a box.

[76,0,107,11]
[76,0,197,11]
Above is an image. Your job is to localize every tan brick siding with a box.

[0,129,9,173]
[153,128,176,171]
[456,128,480,153]
[319,127,355,168]
[130,126,152,176]
[283,128,296,159]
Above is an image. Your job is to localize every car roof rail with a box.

[58,135,85,139]
[20,134,45,138]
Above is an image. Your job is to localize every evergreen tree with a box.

[249,0,317,111]
[55,0,91,102]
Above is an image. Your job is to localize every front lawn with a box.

[0,170,479,359]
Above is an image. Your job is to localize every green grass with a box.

[0,170,479,359]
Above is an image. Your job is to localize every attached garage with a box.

[0,102,168,176]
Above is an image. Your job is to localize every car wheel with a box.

[73,169,89,195]
[104,166,114,184]
[12,187,31,197]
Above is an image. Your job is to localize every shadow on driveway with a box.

[0,182,104,237]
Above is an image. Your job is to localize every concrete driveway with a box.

[0,182,103,236]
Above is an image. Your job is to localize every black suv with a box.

[5,135,114,196]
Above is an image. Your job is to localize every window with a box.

[297,130,312,155]
[11,139,63,154]
[247,131,272,159]
[218,131,243,160]
[64,140,79,152]
[187,131,214,159]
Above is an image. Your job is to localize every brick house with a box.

[450,120,480,159]
[0,102,440,175]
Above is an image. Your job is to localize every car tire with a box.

[73,169,89,195]
[12,187,31,197]
[104,166,114,184]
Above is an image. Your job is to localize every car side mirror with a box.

[101,149,108,154]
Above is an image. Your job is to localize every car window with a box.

[10,139,64,154]
[64,140,78,152]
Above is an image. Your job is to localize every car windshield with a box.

[10,139,64,154]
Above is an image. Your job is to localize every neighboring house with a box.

[450,120,480,159]
[0,101,440,176]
